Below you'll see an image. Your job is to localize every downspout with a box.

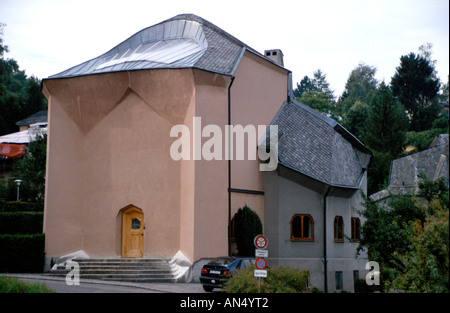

[227,76,235,256]
[323,186,331,293]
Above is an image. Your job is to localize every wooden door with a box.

[122,207,144,257]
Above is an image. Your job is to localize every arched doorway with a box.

[122,206,144,257]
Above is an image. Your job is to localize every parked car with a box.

[200,257,255,292]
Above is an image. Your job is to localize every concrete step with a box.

[48,257,177,283]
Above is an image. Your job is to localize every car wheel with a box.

[203,285,214,292]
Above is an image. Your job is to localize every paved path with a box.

[2,274,208,293]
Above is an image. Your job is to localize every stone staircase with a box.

[48,258,177,283]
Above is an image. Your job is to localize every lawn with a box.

[0,276,55,293]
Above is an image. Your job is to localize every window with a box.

[335,271,343,290]
[131,218,141,229]
[351,217,361,241]
[290,214,314,241]
[353,270,359,290]
[334,216,344,242]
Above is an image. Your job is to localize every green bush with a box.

[0,234,45,273]
[0,212,43,234]
[404,129,441,153]
[224,265,310,293]
[0,200,43,212]
[234,205,263,256]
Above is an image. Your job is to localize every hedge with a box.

[0,234,45,273]
[0,201,43,212]
[0,212,43,234]
[224,265,311,293]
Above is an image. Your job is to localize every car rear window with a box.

[208,258,236,265]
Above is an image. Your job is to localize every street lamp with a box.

[14,179,22,201]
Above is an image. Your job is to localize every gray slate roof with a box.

[49,14,282,79]
[388,135,449,195]
[272,100,372,189]
[16,110,48,126]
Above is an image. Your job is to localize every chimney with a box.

[264,49,284,66]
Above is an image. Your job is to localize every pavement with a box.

[2,273,210,293]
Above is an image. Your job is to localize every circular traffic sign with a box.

[254,235,268,250]
[255,257,267,270]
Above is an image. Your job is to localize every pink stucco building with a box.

[43,14,371,291]
[43,14,288,263]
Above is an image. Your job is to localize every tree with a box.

[341,100,369,140]
[358,175,449,292]
[13,133,47,203]
[294,69,334,101]
[311,69,334,101]
[294,75,315,98]
[0,23,47,136]
[233,205,263,257]
[338,63,378,115]
[298,90,332,114]
[363,82,408,157]
[366,150,392,196]
[390,192,449,292]
[391,52,440,132]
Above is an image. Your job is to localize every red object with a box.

[0,143,26,158]
[254,235,268,250]
[255,257,267,270]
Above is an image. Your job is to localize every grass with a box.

[0,276,55,293]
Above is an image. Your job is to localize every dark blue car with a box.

[200,257,255,292]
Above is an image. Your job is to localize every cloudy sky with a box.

[1,0,448,96]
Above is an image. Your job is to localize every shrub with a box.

[234,205,263,257]
[0,200,44,212]
[224,265,310,293]
[0,234,45,273]
[0,212,43,234]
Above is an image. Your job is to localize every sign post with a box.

[254,235,268,292]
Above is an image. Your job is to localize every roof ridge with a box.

[164,14,284,67]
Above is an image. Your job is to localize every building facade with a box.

[42,14,371,291]
[262,100,372,292]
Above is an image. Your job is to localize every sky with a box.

[1,0,449,97]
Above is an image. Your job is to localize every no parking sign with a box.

[255,257,268,270]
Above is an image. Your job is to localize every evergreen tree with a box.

[294,75,315,98]
[391,52,440,132]
[363,82,408,157]
[233,205,263,257]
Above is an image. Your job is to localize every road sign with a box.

[254,235,268,250]
[254,269,267,278]
[255,249,268,257]
[255,257,268,270]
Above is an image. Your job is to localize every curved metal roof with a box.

[48,14,281,79]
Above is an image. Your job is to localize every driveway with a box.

[3,274,207,293]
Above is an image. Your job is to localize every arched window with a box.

[334,216,344,242]
[351,217,361,241]
[290,214,314,241]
